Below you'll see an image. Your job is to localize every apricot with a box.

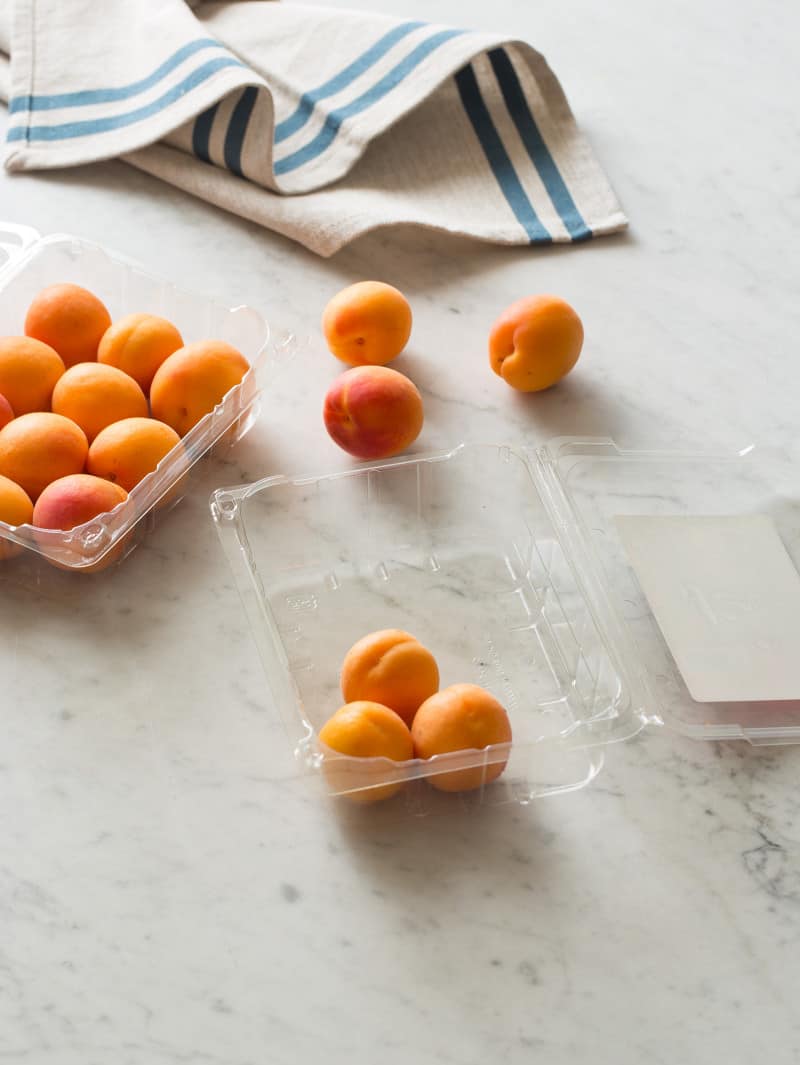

[411,683,513,793]
[489,294,583,392]
[323,366,423,460]
[0,336,65,415]
[33,474,127,530]
[318,700,414,803]
[25,283,111,368]
[322,281,412,367]
[98,313,184,393]
[150,340,249,436]
[0,393,13,430]
[341,629,439,726]
[33,474,128,571]
[51,363,147,442]
[0,412,88,500]
[87,417,181,492]
[0,474,34,561]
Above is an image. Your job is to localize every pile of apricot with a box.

[0,282,249,567]
[321,281,584,461]
[319,629,513,802]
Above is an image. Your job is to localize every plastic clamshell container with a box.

[0,224,283,572]
[212,439,800,807]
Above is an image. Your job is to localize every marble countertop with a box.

[2,0,800,1061]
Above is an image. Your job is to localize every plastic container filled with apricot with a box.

[0,224,290,572]
[212,438,800,811]
[213,444,611,810]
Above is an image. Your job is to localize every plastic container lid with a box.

[537,436,800,745]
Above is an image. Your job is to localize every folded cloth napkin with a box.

[0,0,627,257]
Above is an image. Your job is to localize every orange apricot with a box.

[97,313,184,393]
[0,474,34,560]
[0,336,65,415]
[341,629,439,726]
[87,417,181,492]
[323,365,423,460]
[322,281,412,366]
[150,340,249,437]
[489,294,583,392]
[0,412,88,500]
[411,683,513,792]
[318,700,414,803]
[25,283,111,368]
[51,363,147,442]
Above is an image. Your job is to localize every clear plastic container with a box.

[212,438,800,807]
[0,223,288,572]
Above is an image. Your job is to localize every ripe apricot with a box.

[0,336,65,415]
[341,629,439,726]
[411,683,513,792]
[98,313,184,393]
[0,412,88,500]
[51,363,147,442]
[0,393,13,430]
[0,474,33,560]
[25,283,111,368]
[318,700,414,803]
[33,473,127,530]
[322,281,412,367]
[33,474,128,571]
[87,417,181,492]
[150,340,249,436]
[323,365,423,460]
[489,294,583,392]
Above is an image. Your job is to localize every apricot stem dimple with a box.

[496,343,515,369]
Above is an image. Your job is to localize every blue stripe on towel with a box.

[487,48,591,241]
[9,39,226,114]
[7,57,249,142]
[273,27,466,176]
[223,87,259,176]
[192,102,220,163]
[274,21,426,144]
[455,63,551,244]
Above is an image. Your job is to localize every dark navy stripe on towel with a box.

[487,48,590,241]
[455,63,551,244]
[192,102,219,163]
[223,87,259,177]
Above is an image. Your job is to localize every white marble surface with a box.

[2,0,800,1061]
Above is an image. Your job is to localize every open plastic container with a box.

[212,438,800,809]
[0,223,286,572]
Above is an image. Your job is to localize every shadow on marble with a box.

[7,158,634,302]
[506,373,638,445]
[0,493,217,625]
[327,789,559,900]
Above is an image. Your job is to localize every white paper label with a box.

[615,514,800,704]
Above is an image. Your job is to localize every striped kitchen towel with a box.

[0,0,627,257]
